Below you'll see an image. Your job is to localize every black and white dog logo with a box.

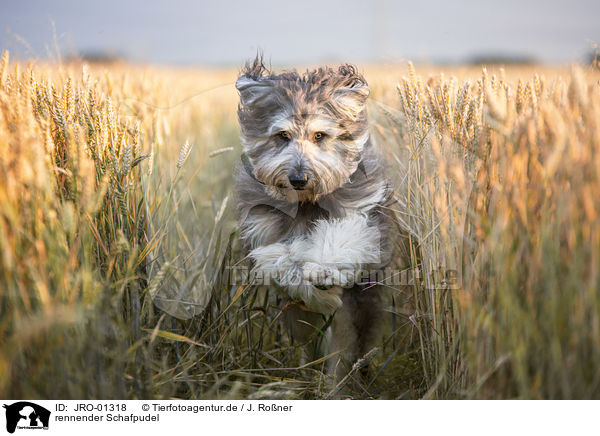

[3,402,50,433]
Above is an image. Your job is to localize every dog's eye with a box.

[278,131,292,141]
[313,132,327,143]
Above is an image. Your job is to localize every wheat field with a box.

[1,50,599,399]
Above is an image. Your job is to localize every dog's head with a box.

[236,56,370,202]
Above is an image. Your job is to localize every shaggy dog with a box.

[234,57,393,379]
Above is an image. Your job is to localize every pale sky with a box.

[1,0,598,65]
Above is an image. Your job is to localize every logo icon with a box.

[3,402,50,433]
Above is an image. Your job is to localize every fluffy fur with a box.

[234,56,393,378]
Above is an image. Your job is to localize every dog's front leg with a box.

[249,241,344,315]
[296,213,382,289]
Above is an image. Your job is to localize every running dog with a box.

[234,57,393,379]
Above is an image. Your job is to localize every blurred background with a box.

[1,0,598,66]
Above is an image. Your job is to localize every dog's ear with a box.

[235,76,274,107]
[332,81,370,119]
[331,64,369,119]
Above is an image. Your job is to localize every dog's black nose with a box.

[288,172,309,189]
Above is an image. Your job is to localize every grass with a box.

[1,51,599,399]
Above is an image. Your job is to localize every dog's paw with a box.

[302,261,356,289]
[286,278,343,315]
[309,285,343,315]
